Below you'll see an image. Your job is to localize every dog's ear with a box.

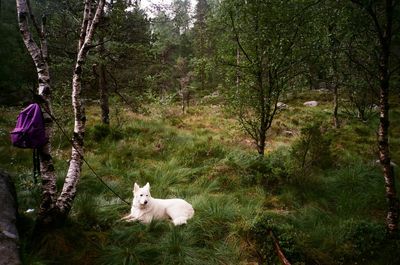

[134,182,140,193]
[144,182,150,190]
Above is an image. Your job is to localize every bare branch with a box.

[218,59,253,70]
[344,49,379,79]
[389,64,400,77]
[26,0,41,37]
[351,0,384,43]
[85,38,111,50]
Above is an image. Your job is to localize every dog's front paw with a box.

[120,214,134,222]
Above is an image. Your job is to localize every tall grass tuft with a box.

[98,222,165,265]
[188,194,239,247]
[72,193,101,228]
[24,224,99,265]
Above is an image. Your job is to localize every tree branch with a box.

[229,11,253,65]
[351,0,384,43]
[26,0,41,37]
[78,0,91,51]
[344,49,379,79]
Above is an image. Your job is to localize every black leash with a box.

[38,102,130,206]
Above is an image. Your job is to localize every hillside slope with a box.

[0,90,399,264]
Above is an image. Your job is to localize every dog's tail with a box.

[187,206,194,219]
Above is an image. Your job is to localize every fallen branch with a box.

[268,229,291,265]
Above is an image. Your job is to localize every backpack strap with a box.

[32,148,40,183]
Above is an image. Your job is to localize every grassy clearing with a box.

[1,90,400,264]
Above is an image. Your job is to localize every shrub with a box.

[239,148,290,189]
[326,162,385,218]
[340,219,387,263]
[289,122,332,176]
[87,124,124,143]
[90,124,111,141]
[266,148,291,185]
[250,213,306,264]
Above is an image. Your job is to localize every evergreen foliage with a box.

[0,0,36,104]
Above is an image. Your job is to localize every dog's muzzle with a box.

[139,200,148,208]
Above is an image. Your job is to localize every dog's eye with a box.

[146,195,149,197]
[140,194,143,197]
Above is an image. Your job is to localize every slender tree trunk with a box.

[236,46,240,88]
[200,67,205,91]
[16,0,58,223]
[56,0,105,217]
[379,80,398,236]
[197,36,205,92]
[375,0,398,236]
[378,51,398,235]
[333,84,339,128]
[351,0,398,235]
[99,64,109,124]
[257,70,266,156]
[308,63,319,90]
[99,40,109,125]
[329,27,340,129]
[257,135,266,156]
[255,7,266,157]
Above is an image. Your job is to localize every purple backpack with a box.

[10,103,47,148]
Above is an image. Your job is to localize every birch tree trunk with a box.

[16,0,57,222]
[99,38,110,125]
[351,0,399,235]
[374,0,398,236]
[56,0,105,217]
[377,15,398,234]
[17,0,105,229]
[333,84,339,129]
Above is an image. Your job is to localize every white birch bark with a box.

[56,0,106,215]
[17,0,106,224]
[16,0,57,217]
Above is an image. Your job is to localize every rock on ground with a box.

[277,102,288,110]
[303,101,318,107]
[0,170,21,265]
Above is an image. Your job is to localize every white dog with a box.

[121,182,194,226]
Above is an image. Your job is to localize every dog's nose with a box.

[144,201,148,204]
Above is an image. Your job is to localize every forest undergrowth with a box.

[1,90,400,265]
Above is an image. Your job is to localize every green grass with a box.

[1,90,400,264]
